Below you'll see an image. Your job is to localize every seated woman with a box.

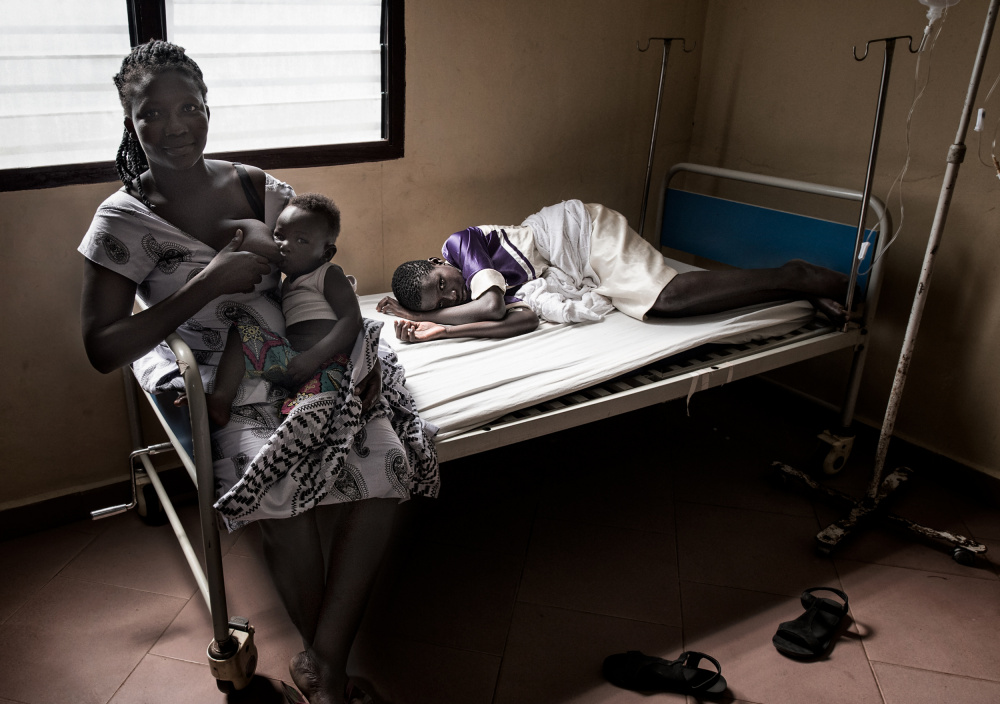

[378,199,850,343]
[80,40,434,704]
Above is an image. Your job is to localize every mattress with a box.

[358,259,815,439]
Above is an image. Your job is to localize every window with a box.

[0,0,404,191]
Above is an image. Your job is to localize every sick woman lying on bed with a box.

[377,199,851,343]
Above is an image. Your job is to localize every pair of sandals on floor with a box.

[603,586,850,698]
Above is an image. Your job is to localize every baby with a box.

[378,200,850,343]
[206,192,366,426]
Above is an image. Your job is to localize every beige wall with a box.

[5,0,999,511]
[688,0,1000,480]
[0,0,706,509]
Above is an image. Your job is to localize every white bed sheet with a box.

[359,260,815,439]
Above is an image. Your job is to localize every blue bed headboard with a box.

[661,188,875,295]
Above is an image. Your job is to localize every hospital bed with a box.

[92,163,888,691]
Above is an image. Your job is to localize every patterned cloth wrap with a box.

[234,320,350,416]
[281,359,350,414]
[214,318,440,527]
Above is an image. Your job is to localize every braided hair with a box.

[112,40,208,208]
[391,260,436,310]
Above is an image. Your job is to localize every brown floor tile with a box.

[108,654,228,703]
[0,526,93,623]
[364,540,522,656]
[518,518,681,626]
[956,499,1000,542]
[409,487,535,557]
[0,576,185,704]
[679,581,882,704]
[675,502,840,596]
[494,602,684,704]
[672,435,816,519]
[839,559,1000,681]
[58,511,201,599]
[873,661,1000,704]
[151,552,302,684]
[536,446,677,534]
[349,630,501,704]
[108,653,290,703]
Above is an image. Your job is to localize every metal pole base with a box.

[772,461,987,564]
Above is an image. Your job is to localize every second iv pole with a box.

[637,37,693,239]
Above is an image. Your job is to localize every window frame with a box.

[0,0,404,192]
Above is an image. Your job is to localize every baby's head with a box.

[391,258,468,311]
[274,193,341,278]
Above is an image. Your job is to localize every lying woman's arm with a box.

[393,307,539,343]
[379,286,507,324]
[81,230,271,374]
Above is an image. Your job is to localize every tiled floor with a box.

[2,378,999,704]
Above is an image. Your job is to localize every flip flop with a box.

[602,650,727,696]
[772,586,850,658]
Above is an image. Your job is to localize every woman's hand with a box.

[394,319,448,343]
[198,229,272,295]
[376,295,420,319]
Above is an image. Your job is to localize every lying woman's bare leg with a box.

[648,259,850,323]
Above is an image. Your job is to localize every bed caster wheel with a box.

[815,430,854,476]
[137,482,167,526]
[208,618,257,691]
[952,547,976,566]
[216,679,234,694]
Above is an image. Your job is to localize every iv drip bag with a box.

[918,0,961,23]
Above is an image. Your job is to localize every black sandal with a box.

[602,650,727,696]
[772,586,850,659]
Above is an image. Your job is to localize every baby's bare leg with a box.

[206,326,245,427]
[649,259,849,323]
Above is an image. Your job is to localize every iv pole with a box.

[637,37,693,238]
[779,0,996,562]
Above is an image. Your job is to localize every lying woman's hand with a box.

[198,229,272,295]
[376,295,418,319]
[394,319,448,343]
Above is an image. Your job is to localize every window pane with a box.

[0,0,132,169]
[166,0,384,154]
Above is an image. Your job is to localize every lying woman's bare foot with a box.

[782,259,850,300]
[810,296,849,325]
[289,650,339,704]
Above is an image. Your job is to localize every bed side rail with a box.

[657,163,891,329]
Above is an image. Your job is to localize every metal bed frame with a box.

[91,164,890,690]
